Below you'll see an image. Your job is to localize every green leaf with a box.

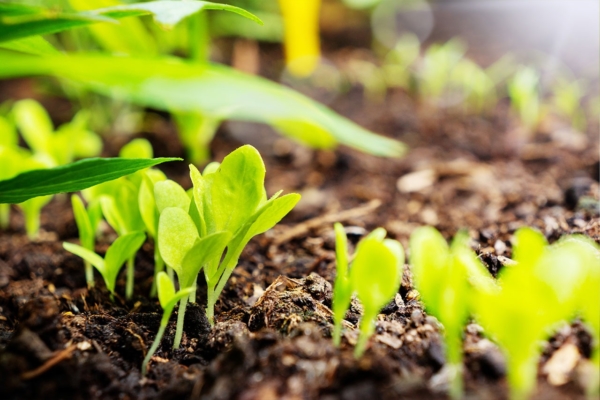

[158,207,199,277]
[0,157,180,204]
[511,227,547,271]
[0,1,262,43]
[0,54,407,157]
[350,235,402,313]
[242,193,300,242]
[334,222,348,278]
[0,36,58,55]
[13,99,54,156]
[154,180,190,214]
[119,138,154,159]
[207,145,266,234]
[63,241,106,274]
[138,170,166,238]
[179,231,231,288]
[104,230,146,293]
[156,270,176,309]
[100,180,144,235]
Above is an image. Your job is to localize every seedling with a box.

[382,33,420,91]
[141,271,193,376]
[409,227,496,398]
[474,228,578,400]
[12,99,102,166]
[450,58,497,114]
[63,231,146,299]
[332,224,404,358]
[15,156,53,238]
[551,78,587,132]
[418,39,466,104]
[156,145,299,347]
[507,67,544,133]
[71,194,102,287]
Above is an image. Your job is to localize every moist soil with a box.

[1,44,599,399]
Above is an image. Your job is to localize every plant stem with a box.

[24,209,40,239]
[126,256,135,300]
[189,10,209,62]
[206,283,216,326]
[508,354,538,400]
[189,282,197,304]
[354,312,376,358]
[173,295,189,348]
[445,329,464,399]
[150,246,164,297]
[84,260,94,288]
[332,322,342,347]
[141,316,169,376]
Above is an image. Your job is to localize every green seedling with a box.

[0,117,22,228]
[409,227,496,399]
[12,99,102,166]
[382,33,420,91]
[141,271,193,376]
[71,194,102,287]
[418,39,466,104]
[189,145,301,325]
[552,78,586,132]
[63,231,146,299]
[332,224,404,358]
[507,67,544,133]
[15,156,53,238]
[156,145,299,346]
[100,180,146,299]
[474,228,567,400]
[450,58,497,114]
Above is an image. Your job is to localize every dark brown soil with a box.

[1,37,599,400]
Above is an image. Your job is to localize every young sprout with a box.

[63,231,146,299]
[158,207,231,348]
[409,227,496,399]
[450,59,497,114]
[474,228,564,400]
[551,78,587,132]
[0,117,23,228]
[382,33,420,91]
[100,180,146,299]
[418,39,467,104]
[141,271,194,376]
[507,67,544,133]
[189,145,300,324]
[332,224,404,358]
[12,99,102,166]
[16,157,53,238]
[71,194,102,287]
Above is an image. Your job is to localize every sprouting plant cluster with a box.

[307,34,595,135]
[0,99,102,237]
[408,226,600,399]
[62,144,300,375]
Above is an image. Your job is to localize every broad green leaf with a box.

[409,226,450,312]
[119,138,154,159]
[104,230,146,293]
[71,194,94,249]
[179,230,231,288]
[158,207,199,276]
[208,145,266,234]
[350,236,401,313]
[13,99,54,156]
[0,54,407,157]
[63,241,106,273]
[154,180,190,213]
[511,227,547,271]
[0,157,180,204]
[0,1,262,43]
[242,193,300,242]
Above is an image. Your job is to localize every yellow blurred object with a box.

[278,0,321,77]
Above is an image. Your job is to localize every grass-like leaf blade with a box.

[0,157,180,204]
[0,54,407,157]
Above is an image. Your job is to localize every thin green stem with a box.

[24,210,40,239]
[189,281,197,304]
[142,316,169,376]
[126,256,135,300]
[150,246,164,297]
[445,329,464,399]
[84,260,94,288]
[173,295,189,349]
[354,312,376,359]
[332,322,342,347]
[189,10,209,62]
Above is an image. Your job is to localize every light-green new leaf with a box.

[63,231,146,294]
[158,207,199,278]
[154,180,190,214]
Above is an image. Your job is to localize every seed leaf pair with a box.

[332,223,405,358]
